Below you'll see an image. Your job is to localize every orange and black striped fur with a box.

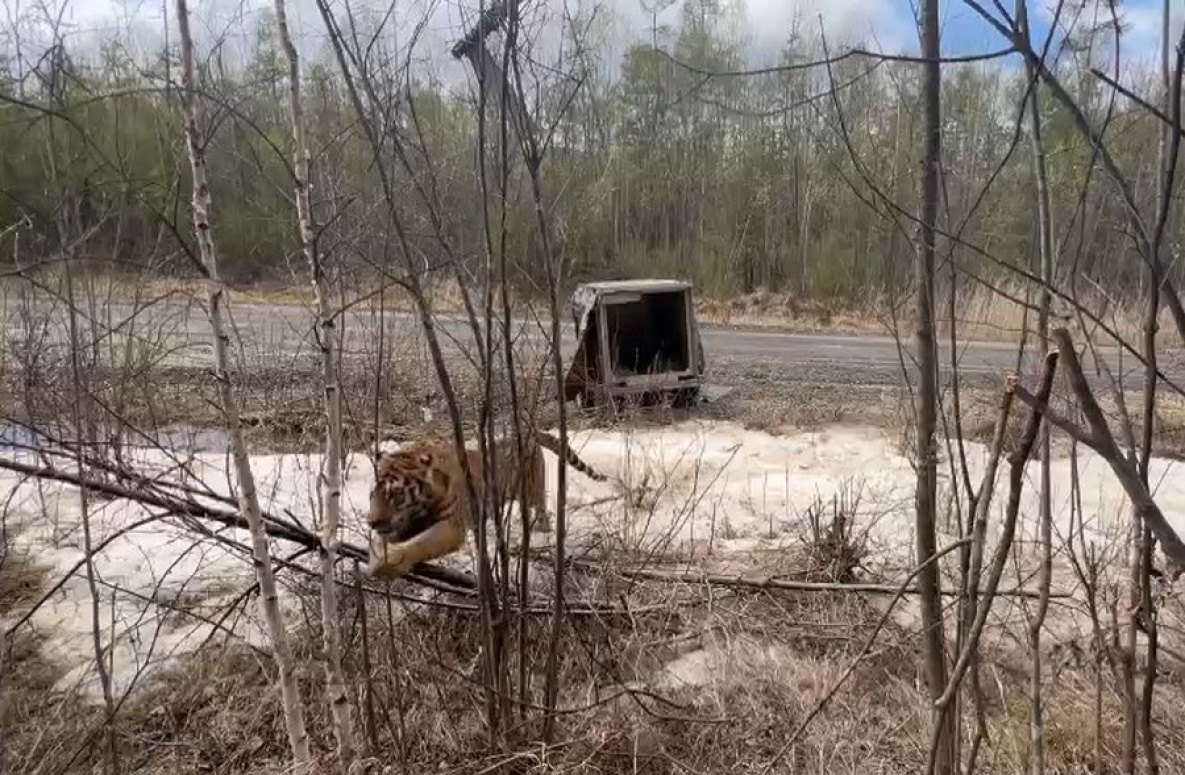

[364,429,608,579]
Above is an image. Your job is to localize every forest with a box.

[0,0,1172,308]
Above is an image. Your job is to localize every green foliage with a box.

[0,1,1180,304]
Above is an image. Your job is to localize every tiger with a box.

[363,428,609,579]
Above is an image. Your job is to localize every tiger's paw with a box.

[385,545,418,577]
[366,544,415,579]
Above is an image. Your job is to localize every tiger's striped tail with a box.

[534,431,608,482]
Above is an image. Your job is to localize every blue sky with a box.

[926,0,1178,63]
[21,0,1185,80]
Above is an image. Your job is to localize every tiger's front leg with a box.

[365,531,402,580]
[365,516,467,579]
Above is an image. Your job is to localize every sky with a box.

[7,0,1183,85]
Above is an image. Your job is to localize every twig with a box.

[354,560,378,755]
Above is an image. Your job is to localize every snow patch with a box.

[3,419,1184,699]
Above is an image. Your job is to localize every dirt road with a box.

[6,297,1178,392]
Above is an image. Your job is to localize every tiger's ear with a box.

[374,440,407,462]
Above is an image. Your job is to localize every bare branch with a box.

[1011,329,1185,570]
[936,348,1058,712]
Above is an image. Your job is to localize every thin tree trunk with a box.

[272,0,358,768]
[42,57,121,771]
[1135,6,1183,772]
[489,6,571,740]
[464,29,511,742]
[1016,3,1055,773]
[917,0,955,770]
[174,2,311,769]
[63,218,120,775]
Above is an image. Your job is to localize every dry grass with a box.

[950,279,1171,345]
[696,288,887,334]
[12,269,1173,350]
[3,557,923,773]
[0,492,911,773]
[78,274,1170,352]
[11,570,1183,774]
[2,552,108,775]
[701,280,1173,348]
[0,546,48,617]
[8,474,1185,775]
[72,276,506,317]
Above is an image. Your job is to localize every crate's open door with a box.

[564,280,705,405]
[563,283,603,402]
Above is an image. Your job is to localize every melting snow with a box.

[3,419,1184,698]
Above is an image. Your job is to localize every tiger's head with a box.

[368,449,452,541]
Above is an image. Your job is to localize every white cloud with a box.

[1119,0,1184,64]
[1033,0,1183,86]
[14,0,909,74]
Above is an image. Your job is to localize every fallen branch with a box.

[586,564,1072,600]
[0,454,476,593]
[0,454,669,619]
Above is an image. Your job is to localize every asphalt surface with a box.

[4,297,1183,393]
